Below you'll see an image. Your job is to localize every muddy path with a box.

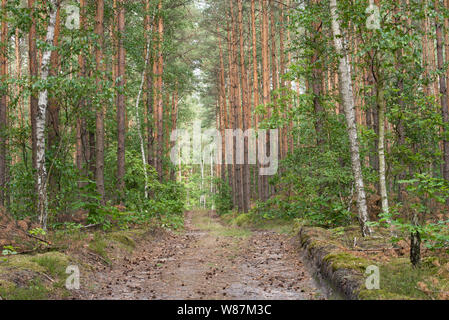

[79,211,324,300]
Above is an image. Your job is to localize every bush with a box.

[213,178,232,215]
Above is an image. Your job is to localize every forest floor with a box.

[75,210,323,300]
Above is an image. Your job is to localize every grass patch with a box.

[226,212,298,235]
[88,233,110,263]
[31,252,69,278]
[0,278,49,300]
[0,252,72,300]
[219,228,252,238]
[0,255,46,273]
[110,231,137,251]
[359,257,449,300]
[193,211,252,238]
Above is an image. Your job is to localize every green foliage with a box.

[255,98,360,227]
[213,178,232,215]
[28,228,47,237]
[368,173,449,250]
[2,245,18,256]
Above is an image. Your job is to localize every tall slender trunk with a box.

[376,77,389,215]
[230,0,244,212]
[170,85,179,181]
[251,0,261,199]
[37,0,59,229]
[270,0,278,94]
[286,0,294,154]
[227,24,236,208]
[445,0,449,113]
[76,0,89,185]
[229,0,243,211]
[329,0,371,236]
[137,42,150,196]
[116,0,126,198]
[261,0,270,202]
[95,0,106,204]
[145,0,154,171]
[237,0,250,213]
[15,29,23,131]
[435,0,449,186]
[390,0,407,204]
[279,0,287,160]
[29,0,38,173]
[0,0,7,206]
[156,0,164,181]
[311,0,324,147]
[218,28,228,184]
[47,7,60,194]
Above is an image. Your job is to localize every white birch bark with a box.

[37,0,59,229]
[135,43,150,198]
[329,0,372,236]
[377,80,389,216]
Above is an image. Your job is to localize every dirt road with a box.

[80,211,323,300]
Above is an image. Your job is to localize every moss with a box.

[300,225,449,300]
[323,252,372,273]
[0,278,49,300]
[31,252,70,278]
[0,252,73,300]
[1,255,46,273]
[88,233,110,262]
[110,232,136,250]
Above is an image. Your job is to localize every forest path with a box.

[81,211,322,300]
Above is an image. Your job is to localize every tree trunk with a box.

[156,0,164,181]
[286,0,294,154]
[95,0,106,205]
[251,0,260,199]
[311,0,324,147]
[47,6,61,194]
[279,0,287,160]
[238,0,250,213]
[218,28,227,184]
[37,0,59,229]
[376,77,389,216]
[170,86,179,181]
[435,0,449,188]
[227,24,236,208]
[29,0,38,173]
[229,0,243,211]
[0,0,7,206]
[329,0,371,236]
[116,0,126,198]
[145,0,155,172]
[261,0,270,202]
[76,0,89,187]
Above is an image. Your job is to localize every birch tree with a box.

[37,0,59,229]
[329,0,371,236]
